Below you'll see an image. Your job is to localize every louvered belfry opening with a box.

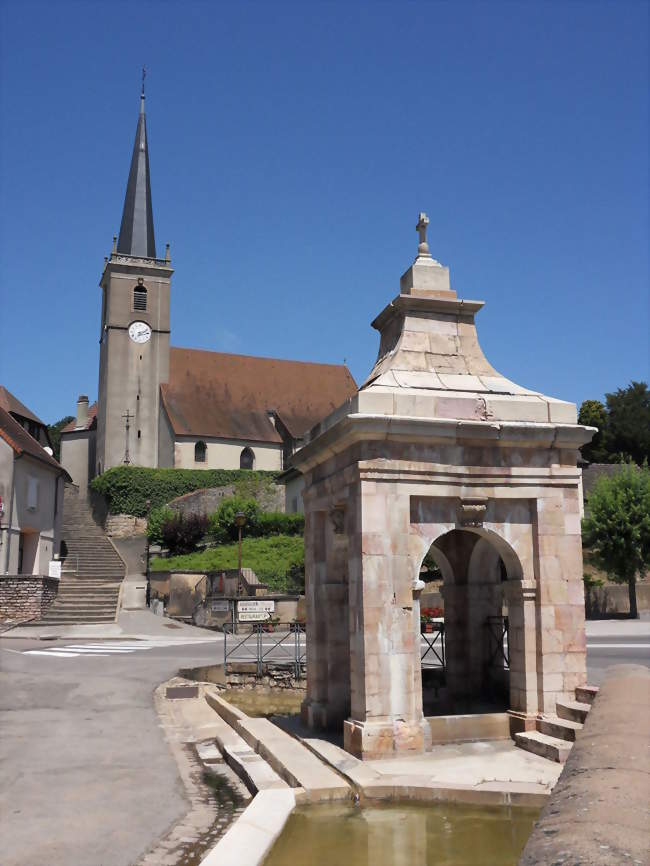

[133,285,147,311]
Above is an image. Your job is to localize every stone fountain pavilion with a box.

[292,214,595,760]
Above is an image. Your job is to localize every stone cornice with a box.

[291,412,596,472]
[371,294,485,331]
[100,254,174,283]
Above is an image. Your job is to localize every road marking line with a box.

[587,642,650,648]
[24,650,81,657]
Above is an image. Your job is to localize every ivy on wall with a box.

[90,466,279,516]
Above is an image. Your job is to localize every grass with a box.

[151,534,304,593]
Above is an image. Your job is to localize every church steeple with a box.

[117,79,156,258]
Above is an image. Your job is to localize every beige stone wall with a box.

[96,259,172,473]
[300,435,588,757]
[105,514,148,538]
[173,437,282,471]
[60,430,96,494]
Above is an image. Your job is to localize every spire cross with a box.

[416,212,430,256]
[141,66,146,96]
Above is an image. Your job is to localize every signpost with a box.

[238,600,275,613]
[237,599,275,623]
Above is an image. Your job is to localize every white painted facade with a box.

[172,437,283,471]
[0,439,65,574]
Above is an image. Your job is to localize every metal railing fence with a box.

[223,622,306,679]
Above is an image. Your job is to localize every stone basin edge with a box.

[199,689,549,866]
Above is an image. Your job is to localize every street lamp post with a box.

[234,511,247,600]
[144,498,151,607]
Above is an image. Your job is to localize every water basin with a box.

[263,801,539,866]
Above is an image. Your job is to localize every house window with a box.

[133,284,147,311]
[240,447,255,470]
[195,440,207,463]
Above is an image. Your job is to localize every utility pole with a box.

[122,409,132,465]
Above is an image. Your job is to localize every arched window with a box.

[133,284,147,311]
[194,440,207,463]
[240,447,255,470]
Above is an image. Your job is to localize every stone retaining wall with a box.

[105,514,148,538]
[0,575,59,624]
[585,581,650,617]
[518,664,650,865]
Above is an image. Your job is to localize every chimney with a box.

[76,395,89,429]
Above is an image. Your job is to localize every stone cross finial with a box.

[416,212,430,256]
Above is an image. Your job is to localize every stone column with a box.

[505,578,539,731]
[343,483,430,759]
[439,582,471,702]
[301,508,330,729]
[534,490,587,714]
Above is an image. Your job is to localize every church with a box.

[60,88,357,498]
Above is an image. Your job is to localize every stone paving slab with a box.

[205,690,351,801]
[301,733,560,806]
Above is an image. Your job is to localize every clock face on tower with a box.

[128,321,152,344]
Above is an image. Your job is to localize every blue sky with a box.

[1,0,648,425]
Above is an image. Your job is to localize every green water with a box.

[263,802,539,866]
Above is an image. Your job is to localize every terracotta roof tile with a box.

[0,385,45,426]
[0,407,70,478]
[161,348,357,442]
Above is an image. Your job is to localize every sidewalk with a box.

[1,607,221,641]
[585,618,650,637]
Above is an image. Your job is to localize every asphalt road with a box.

[1,626,648,866]
[586,634,650,685]
[0,637,225,866]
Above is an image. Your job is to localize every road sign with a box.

[238,611,271,622]
[238,600,275,613]
[210,599,229,613]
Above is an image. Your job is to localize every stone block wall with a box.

[105,514,148,538]
[0,575,58,624]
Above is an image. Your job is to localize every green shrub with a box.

[147,506,174,544]
[254,512,304,537]
[161,512,209,555]
[209,496,261,543]
[208,496,304,542]
[90,466,278,516]
[151,535,305,592]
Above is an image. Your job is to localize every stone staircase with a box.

[515,685,599,762]
[36,486,125,625]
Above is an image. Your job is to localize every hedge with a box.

[90,465,278,516]
[208,496,304,543]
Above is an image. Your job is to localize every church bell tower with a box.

[95,84,172,473]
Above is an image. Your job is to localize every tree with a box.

[47,415,74,462]
[605,381,650,466]
[578,400,609,463]
[582,464,650,618]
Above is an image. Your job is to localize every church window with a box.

[240,447,255,470]
[195,440,207,463]
[133,284,147,311]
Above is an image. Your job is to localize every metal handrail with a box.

[486,615,509,668]
[421,621,445,669]
[224,622,307,678]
